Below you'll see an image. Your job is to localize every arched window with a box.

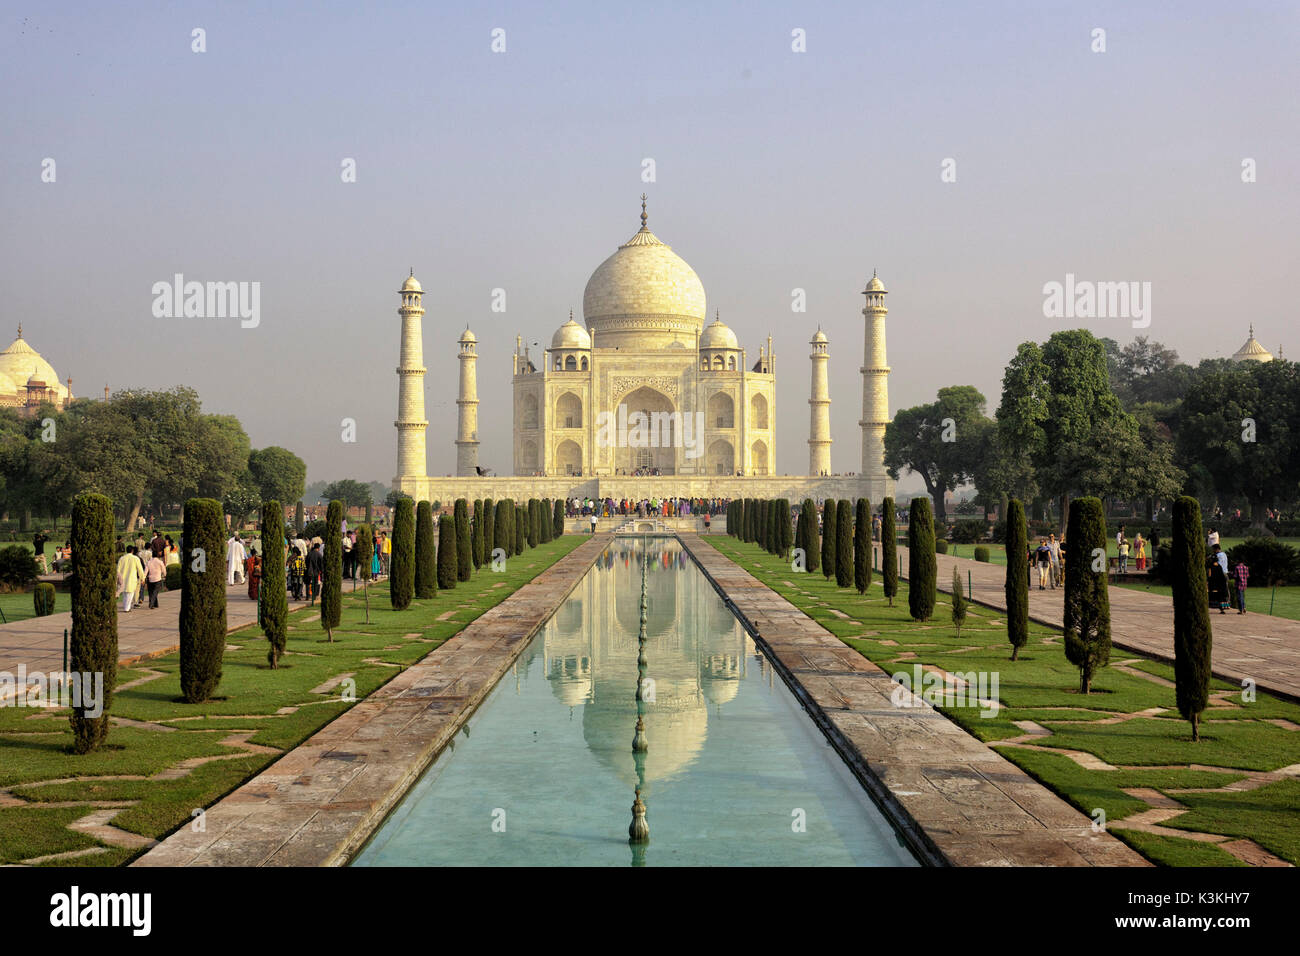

[750,393,769,430]
[556,439,582,476]
[521,393,539,429]
[707,392,734,429]
[751,440,769,476]
[556,392,582,429]
[580,356,588,371]
[700,356,709,371]
[713,355,724,370]
[727,355,736,370]
[564,354,577,371]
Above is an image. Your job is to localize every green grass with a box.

[0,534,586,864]
[0,590,46,624]
[1118,580,1300,622]
[710,535,1300,867]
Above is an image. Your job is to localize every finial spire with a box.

[640,193,648,228]
[569,308,574,322]
[16,323,21,339]
[1249,323,1255,338]
[409,267,413,277]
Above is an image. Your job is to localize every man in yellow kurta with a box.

[116,546,144,613]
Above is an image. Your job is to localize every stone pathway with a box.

[679,533,1147,867]
[132,535,612,868]
[898,546,1300,702]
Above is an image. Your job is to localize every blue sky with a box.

[2,1,1296,485]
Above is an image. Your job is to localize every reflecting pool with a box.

[353,538,918,866]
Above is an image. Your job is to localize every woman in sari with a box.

[246,547,262,601]
[1207,553,1230,614]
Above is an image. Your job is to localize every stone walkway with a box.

[133,534,612,867]
[0,578,322,699]
[897,546,1300,702]
[679,533,1147,867]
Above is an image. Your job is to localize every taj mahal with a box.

[392,197,895,507]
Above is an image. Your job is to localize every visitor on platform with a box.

[150,529,166,559]
[342,531,353,580]
[1207,544,1230,614]
[226,533,247,586]
[246,547,262,601]
[1118,535,1130,574]
[1233,557,1250,615]
[1047,533,1061,588]
[590,512,598,534]
[1207,526,1220,549]
[288,547,306,600]
[145,550,166,608]
[1035,539,1052,590]
[1134,533,1147,572]
[381,532,392,576]
[116,545,144,613]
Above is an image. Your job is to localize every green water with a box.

[353,539,919,866]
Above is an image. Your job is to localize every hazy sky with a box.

[3,1,1296,488]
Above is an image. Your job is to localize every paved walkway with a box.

[0,578,328,697]
[681,533,1146,867]
[899,546,1300,702]
[134,534,612,867]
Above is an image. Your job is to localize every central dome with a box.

[582,203,706,349]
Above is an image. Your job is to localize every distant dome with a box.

[400,273,422,293]
[459,326,477,344]
[582,200,707,348]
[864,272,886,293]
[699,315,738,350]
[0,329,66,401]
[551,315,591,350]
[811,327,828,344]
[1232,325,1273,363]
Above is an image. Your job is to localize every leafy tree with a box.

[261,500,287,667]
[907,498,936,621]
[222,469,261,527]
[835,499,853,588]
[438,514,458,590]
[69,493,117,753]
[248,447,307,508]
[385,489,413,511]
[180,498,226,702]
[821,500,837,580]
[472,499,485,569]
[951,567,967,638]
[415,501,437,599]
[320,500,344,641]
[1004,498,1029,660]
[1171,496,1212,740]
[390,498,415,610]
[1063,497,1111,693]
[884,386,990,520]
[456,499,472,578]
[854,498,871,595]
[321,479,373,511]
[881,497,898,606]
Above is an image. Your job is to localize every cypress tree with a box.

[835,499,853,587]
[415,501,437,599]
[821,500,837,580]
[802,498,820,574]
[390,497,415,610]
[540,499,553,543]
[553,498,565,537]
[180,497,226,702]
[364,502,372,526]
[526,499,539,549]
[472,499,485,569]
[355,523,373,623]
[483,498,496,561]
[779,499,794,558]
[882,497,898,607]
[763,500,773,553]
[951,567,968,638]
[793,503,810,570]
[69,492,117,753]
[320,500,344,641]
[294,500,304,536]
[1171,496,1212,741]
[1063,496,1111,694]
[494,498,513,557]
[907,498,936,621]
[438,514,458,590]
[749,498,758,544]
[515,505,526,555]
[1005,498,1029,660]
[455,499,472,579]
[261,500,287,668]
[854,498,872,595]
[769,500,779,554]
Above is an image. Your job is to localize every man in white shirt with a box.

[226,534,247,585]
[1207,527,1220,549]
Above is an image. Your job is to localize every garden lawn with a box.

[709,536,1300,867]
[1118,580,1300,623]
[0,534,585,865]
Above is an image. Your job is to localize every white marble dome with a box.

[699,315,738,350]
[551,315,591,350]
[0,330,66,401]
[401,273,422,293]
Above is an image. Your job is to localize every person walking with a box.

[1035,539,1052,590]
[1047,533,1061,589]
[589,512,598,534]
[342,531,354,581]
[305,542,324,605]
[145,550,166,608]
[246,547,262,601]
[1233,557,1250,614]
[1134,533,1147,572]
[116,545,144,613]
[226,534,246,586]
[381,532,392,576]
[1118,535,1130,574]
[1208,544,1230,614]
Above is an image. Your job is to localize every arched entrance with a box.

[614,385,677,475]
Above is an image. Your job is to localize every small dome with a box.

[459,326,477,344]
[811,327,828,344]
[0,329,65,402]
[551,315,592,350]
[400,273,422,293]
[699,314,739,350]
[864,272,886,293]
[1232,325,1274,363]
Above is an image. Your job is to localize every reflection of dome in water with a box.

[545,598,593,706]
[582,688,707,789]
[701,653,741,706]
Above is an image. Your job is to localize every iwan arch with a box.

[394,197,894,507]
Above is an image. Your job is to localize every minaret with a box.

[808,327,831,475]
[859,271,891,490]
[394,270,428,488]
[456,326,480,476]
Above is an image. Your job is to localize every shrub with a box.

[1005,499,1029,658]
[908,498,936,621]
[1226,537,1300,586]
[854,498,871,595]
[1063,497,1111,694]
[951,519,987,544]
[69,493,117,752]
[0,544,38,590]
[880,498,898,606]
[261,500,287,668]
[974,545,990,563]
[390,498,415,610]
[438,514,458,590]
[301,518,327,541]
[935,539,949,554]
[165,563,181,590]
[180,498,226,704]
[33,581,56,616]
[1172,496,1212,741]
[320,500,343,641]
[415,501,437,599]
